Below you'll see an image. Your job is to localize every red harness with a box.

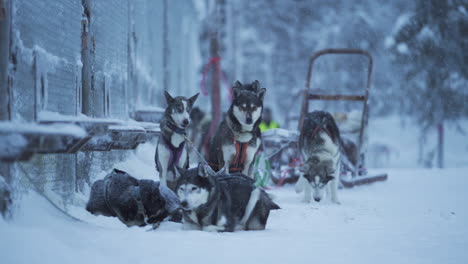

[229,141,249,173]
[209,140,250,173]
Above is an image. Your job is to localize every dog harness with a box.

[155,118,188,181]
[229,141,249,173]
[155,135,186,178]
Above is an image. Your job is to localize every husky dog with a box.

[175,163,279,232]
[208,80,266,176]
[155,91,199,190]
[186,106,212,155]
[295,111,341,203]
[86,169,181,228]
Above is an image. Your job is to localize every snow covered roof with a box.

[0,122,87,138]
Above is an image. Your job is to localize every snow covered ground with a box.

[367,116,468,168]
[1,166,467,264]
[1,116,467,264]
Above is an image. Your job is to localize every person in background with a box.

[260,107,280,132]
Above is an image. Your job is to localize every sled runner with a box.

[262,49,388,187]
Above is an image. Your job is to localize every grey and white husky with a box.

[295,111,341,204]
[86,169,181,228]
[175,163,279,232]
[208,80,266,177]
[155,91,199,190]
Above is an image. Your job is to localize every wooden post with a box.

[0,0,10,121]
[210,35,220,126]
[162,0,169,92]
[81,0,92,116]
[437,122,444,168]
[0,0,13,217]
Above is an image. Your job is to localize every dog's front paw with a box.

[302,196,312,203]
[295,181,305,193]
[202,225,225,232]
[146,222,161,231]
[295,185,303,194]
[182,222,200,231]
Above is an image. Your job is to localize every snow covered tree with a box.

[386,0,468,168]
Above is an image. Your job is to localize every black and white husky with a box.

[86,169,181,228]
[174,163,279,232]
[155,91,199,190]
[295,111,341,204]
[208,80,266,177]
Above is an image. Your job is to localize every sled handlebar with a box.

[307,94,366,101]
[305,48,373,92]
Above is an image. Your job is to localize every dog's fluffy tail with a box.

[269,200,280,210]
[240,188,261,226]
[264,192,280,210]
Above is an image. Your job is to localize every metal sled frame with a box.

[298,48,387,187]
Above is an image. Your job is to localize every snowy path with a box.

[1,168,468,264]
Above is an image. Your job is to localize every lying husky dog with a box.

[175,163,279,232]
[295,111,341,203]
[208,80,266,177]
[155,91,199,190]
[86,169,181,228]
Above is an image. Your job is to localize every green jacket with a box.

[259,121,280,132]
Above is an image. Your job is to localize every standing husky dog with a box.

[155,91,199,190]
[175,163,279,232]
[208,80,266,176]
[295,111,341,203]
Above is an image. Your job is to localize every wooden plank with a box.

[307,94,366,101]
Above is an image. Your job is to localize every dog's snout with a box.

[182,119,190,126]
[314,197,321,202]
[180,201,188,208]
[246,117,253,124]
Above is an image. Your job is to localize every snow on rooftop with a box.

[0,134,28,158]
[0,121,87,138]
[134,106,166,112]
[39,111,123,125]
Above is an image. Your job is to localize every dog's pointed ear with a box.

[233,80,243,88]
[252,80,260,91]
[205,165,217,176]
[174,166,185,178]
[215,166,226,176]
[164,90,174,104]
[257,88,266,101]
[197,163,210,177]
[232,81,243,99]
[187,93,199,107]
